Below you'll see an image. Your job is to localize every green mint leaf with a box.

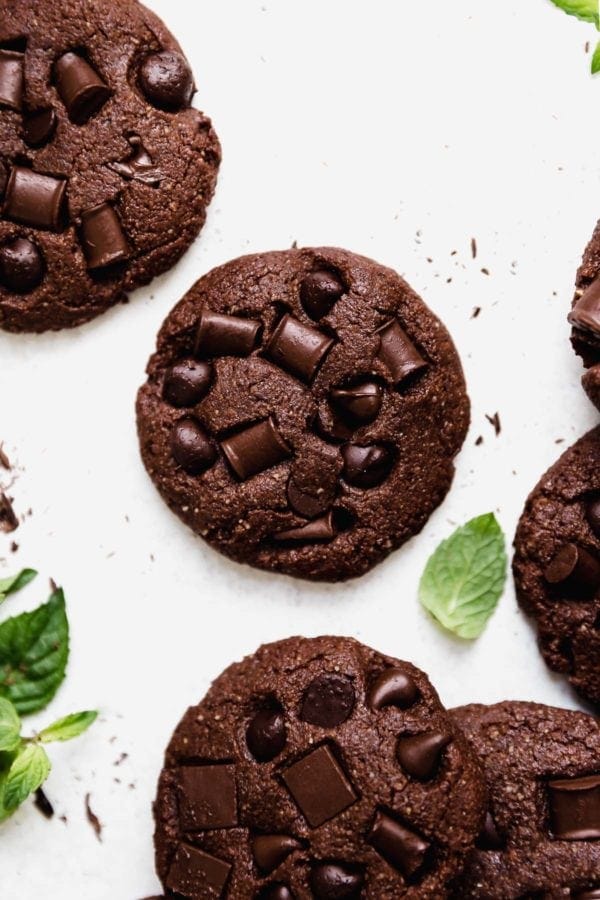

[0,569,37,605]
[592,40,600,71]
[38,710,97,743]
[3,742,50,812]
[0,697,21,753]
[548,0,599,25]
[419,513,507,639]
[0,750,19,823]
[0,588,69,715]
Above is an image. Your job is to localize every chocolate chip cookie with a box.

[153,636,486,899]
[136,247,470,581]
[568,219,600,408]
[513,427,600,708]
[0,0,220,332]
[450,701,600,899]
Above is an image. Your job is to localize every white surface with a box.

[1,0,599,896]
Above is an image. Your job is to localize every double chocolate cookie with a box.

[569,219,600,409]
[513,427,600,707]
[136,247,470,581]
[451,701,600,899]
[153,636,486,899]
[0,0,220,332]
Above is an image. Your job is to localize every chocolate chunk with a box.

[33,787,54,820]
[330,381,382,426]
[107,134,162,186]
[251,835,301,873]
[548,773,600,840]
[139,50,194,110]
[246,706,286,762]
[163,359,212,407]
[314,409,354,444]
[265,314,334,383]
[341,443,393,488]
[0,49,24,111]
[54,51,111,124]
[300,269,345,320]
[256,886,294,900]
[475,810,505,850]
[0,160,7,200]
[367,668,419,711]
[310,863,364,899]
[376,319,428,386]
[368,809,430,879]
[286,474,332,519]
[177,764,237,831]
[569,277,600,338]
[4,166,66,231]
[80,202,130,270]
[221,418,292,481]
[585,495,600,537]
[573,891,600,899]
[300,674,355,727]
[22,108,57,147]
[0,237,44,293]
[0,492,18,533]
[273,512,335,544]
[165,843,231,897]
[396,731,451,780]
[171,418,217,475]
[195,309,261,358]
[282,744,357,828]
[543,543,600,596]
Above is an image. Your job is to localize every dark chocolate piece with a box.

[0,49,24,111]
[367,668,419,711]
[368,809,430,879]
[195,309,261,358]
[171,418,217,475]
[300,674,355,728]
[0,492,18,533]
[139,50,194,110]
[33,787,54,819]
[265,314,334,383]
[246,706,286,762]
[256,886,294,900]
[107,134,162,186]
[251,834,301,873]
[80,202,130,270]
[300,269,345,320]
[548,774,600,840]
[475,810,505,850]
[310,863,364,899]
[221,418,291,481]
[341,443,393,488]
[0,237,44,293]
[3,166,66,231]
[314,409,354,444]
[330,381,382,426]
[573,891,600,899]
[22,108,57,147]
[163,359,212,407]
[273,512,335,544]
[165,843,231,897]
[543,543,600,596]
[286,474,332,519]
[396,731,451,780]
[282,744,357,828]
[54,51,111,124]
[177,764,237,831]
[569,277,600,338]
[585,495,600,537]
[377,319,428,386]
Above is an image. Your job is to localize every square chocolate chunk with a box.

[548,773,600,840]
[166,842,231,898]
[281,744,357,827]
[178,764,238,831]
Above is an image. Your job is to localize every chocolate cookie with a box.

[568,220,600,408]
[450,701,600,899]
[0,0,220,332]
[513,427,600,707]
[153,636,486,899]
[136,247,469,581]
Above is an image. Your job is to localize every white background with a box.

[1,1,599,896]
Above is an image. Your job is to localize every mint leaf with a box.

[0,569,37,605]
[592,40,600,71]
[0,750,18,822]
[548,0,599,25]
[0,698,20,753]
[3,743,50,812]
[38,710,97,743]
[0,588,69,715]
[419,513,507,639]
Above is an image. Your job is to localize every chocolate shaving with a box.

[475,435,483,446]
[471,306,481,319]
[471,238,477,258]
[485,412,501,436]
[85,793,102,841]
[113,752,128,766]
[34,787,54,819]
[0,492,18,532]
[0,444,11,469]
[481,267,490,276]
[9,541,18,553]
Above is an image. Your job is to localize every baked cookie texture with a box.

[513,427,600,708]
[136,247,470,582]
[0,0,220,332]
[154,636,486,899]
[451,701,600,900]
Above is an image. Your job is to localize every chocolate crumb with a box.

[0,444,11,470]
[475,435,484,446]
[291,240,298,249]
[555,438,565,444]
[113,752,128,766]
[471,306,481,319]
[471,237,477,259]
[586,41,590,53]
[450,249,457,256]
[481,267,490,276]
[485,412,501,436]
[85,793,102,841]
[34,787,54,819]
[10,541,18,553]
[0,493,18,533]
[59,815,67,824]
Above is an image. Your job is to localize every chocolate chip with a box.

[548,774,600,840]
[341,443,393,488]
[107,134,162,186]
[80,203,130,270]
[569,276,600,338]
[22,108,57,147]
[171,418,217,475]
[251,834,301,873]
[476,810,505,850]
[396,731,451,780]
[300,674,355,727]
[0,237,44,293]
[163,359,212,407]
[246,706,286,762]
[139,50,194,110]
[585,495,600,537]
[221,418,292,481]
[195,309,261,357]
[177,764,237,831]
[273,512,335,544]
[314,409,354,444]
[330,381,382,426]
[33,787,54,820]
[310,863,364,899]
[4,166,66,231]
[166,843,231,897]
[265,314,334,383]
[286,474,332,519]
[368,809,430,879]
[543,543,600,597]
[54,52,112,124]
[0,49,24,111]
[367,668,419,711]
[300,269,345,320]
[376,319,428,386]
[256,885,295,900]
[282,744,357,828]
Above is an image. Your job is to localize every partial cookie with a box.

[513,427,600,707]
[0,0,220,332]
[569,220,600,408]
[451,701,600,899]
[136,247,470,581]
[154,636,486,899]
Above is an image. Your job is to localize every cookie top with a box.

[568,219,600,407]
[0,0,220,332]
[154,636,486,900]
[136,247,469,581]
[513,427,600,708]
[450,701,600,900]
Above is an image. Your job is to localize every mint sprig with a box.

[548,0,600,74]
[419,513,507,639]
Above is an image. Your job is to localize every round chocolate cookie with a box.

[154,636,486,899]
[568,220,600,409]
[0,0,220,332]
[513,427,600,708]
[136,247,470,581]
[450,701,600,899]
